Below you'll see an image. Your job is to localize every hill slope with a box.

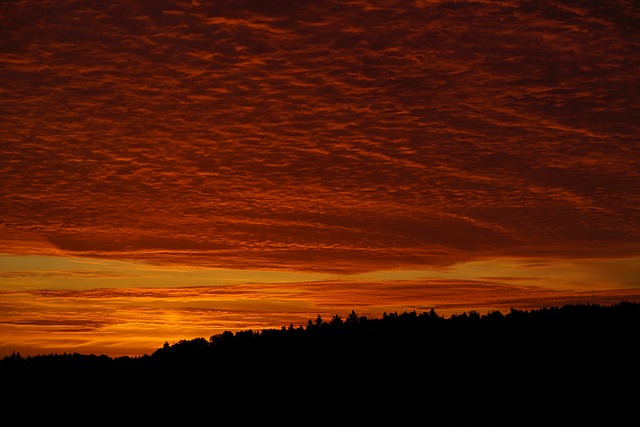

[2,301,638,426]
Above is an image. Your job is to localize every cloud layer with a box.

[2,0,639,273]
[3,279,639,357]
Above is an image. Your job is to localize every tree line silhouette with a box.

[2,301,638,425]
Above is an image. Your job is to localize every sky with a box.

[1,0,639,358]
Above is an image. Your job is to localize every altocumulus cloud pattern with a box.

[1,0,639,274]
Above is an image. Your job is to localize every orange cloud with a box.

[0,0,638,276]
[2,278,639,358]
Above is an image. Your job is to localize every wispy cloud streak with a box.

[2,279,639,357]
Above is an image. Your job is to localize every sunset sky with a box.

[1,0,639,358]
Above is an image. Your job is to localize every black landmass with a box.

[2,301,638,426]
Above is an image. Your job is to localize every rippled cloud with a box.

[1,0,639,274]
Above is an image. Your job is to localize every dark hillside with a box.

[2,301,638,426]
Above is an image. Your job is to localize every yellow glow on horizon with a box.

[4,254,640,293]
[2,253,640,358]
[0,254,336,291]
[356,257,640,291]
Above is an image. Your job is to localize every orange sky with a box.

[1,0,639,357]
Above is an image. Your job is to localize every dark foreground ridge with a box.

[2,301,639,426]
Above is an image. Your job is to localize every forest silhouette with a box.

[2,301,638,426]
